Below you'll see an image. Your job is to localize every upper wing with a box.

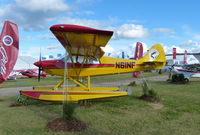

[50,24,113,60]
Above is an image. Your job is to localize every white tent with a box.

[14,56,38,70]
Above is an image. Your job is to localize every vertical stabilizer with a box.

[133,42,143,78]
[134,42,143,60]
[0,21,19,83]
[173,48,176,59]
[183,50,187,64]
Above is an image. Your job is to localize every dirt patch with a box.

[139,95,161,103]
[45,118,87,132]
[148,103,164,109]
[9,103,25,107]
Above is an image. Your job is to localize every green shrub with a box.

[16,95,31,105]
[16,95,42,105]
[148,88,159,99]
[141,80,159,99]
[141,79,149,96]
[63,102,76,120]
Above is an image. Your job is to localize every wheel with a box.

[184,78,189,83]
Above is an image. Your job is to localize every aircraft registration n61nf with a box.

[20,24,166,102]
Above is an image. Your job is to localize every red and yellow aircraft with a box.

[20,24,166,102]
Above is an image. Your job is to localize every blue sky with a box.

[1,0,200,60]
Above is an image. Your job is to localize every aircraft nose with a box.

[34,61,42,67]
[34,60,64,68]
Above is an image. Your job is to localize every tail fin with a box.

[137,44,166,70]
[173,47,176,59]
[132,42,143,78]
[134,42,143,60]
[0,21,19,83]
[183,50,187,64]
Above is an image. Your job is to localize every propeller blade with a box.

[38,50,42,82]
[38,67,41,82]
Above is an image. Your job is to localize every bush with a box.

[141,80,159,99]
[16,95,44,105]
[63,103,76,120]
[148,89,159,99]
[16,95,31,105]
[141,80,149,96]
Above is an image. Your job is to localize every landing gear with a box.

[184,78,189,83]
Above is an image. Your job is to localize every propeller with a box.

[38,50,42,82]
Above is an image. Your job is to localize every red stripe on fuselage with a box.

[34,60,115,69]
[177,69,200,73]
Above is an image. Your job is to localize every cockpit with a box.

[60,55,100,64]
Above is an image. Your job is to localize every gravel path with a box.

[0,75,168,96]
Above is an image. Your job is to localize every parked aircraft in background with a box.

[19,69,46,78]
[166,48,200,80]
[170,64,200,80]
[7,55,46,80]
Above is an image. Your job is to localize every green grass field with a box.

[0,72,159,88]
[0,73,200,135]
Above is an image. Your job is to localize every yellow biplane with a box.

[20,24,166,102]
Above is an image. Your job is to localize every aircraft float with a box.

[20,24,166,102]
[0,21,19,83]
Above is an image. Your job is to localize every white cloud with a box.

[129,42,149,58]
[58,17,105,28]
[0,0,69,31]
[20,44,64,57]
[105,42,149,58]
[16,0,68,12]
[180,40,200,46]
[112,24,149,39]
[101,45,115,53]
[154,28,174,34]
[46,44,62,50]
[164,43,200,55]
[75,11,95,15]
[37,34,55,40]
[164,45,185,54]
[22,36,34,41]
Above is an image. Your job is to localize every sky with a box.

[1,0,200,62]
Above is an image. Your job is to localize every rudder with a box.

[0,21,19,83]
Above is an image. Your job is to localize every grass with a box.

[0,76,63,88]
[91,72,160,83]
[0,74,200,135]
[0,72,160,88]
